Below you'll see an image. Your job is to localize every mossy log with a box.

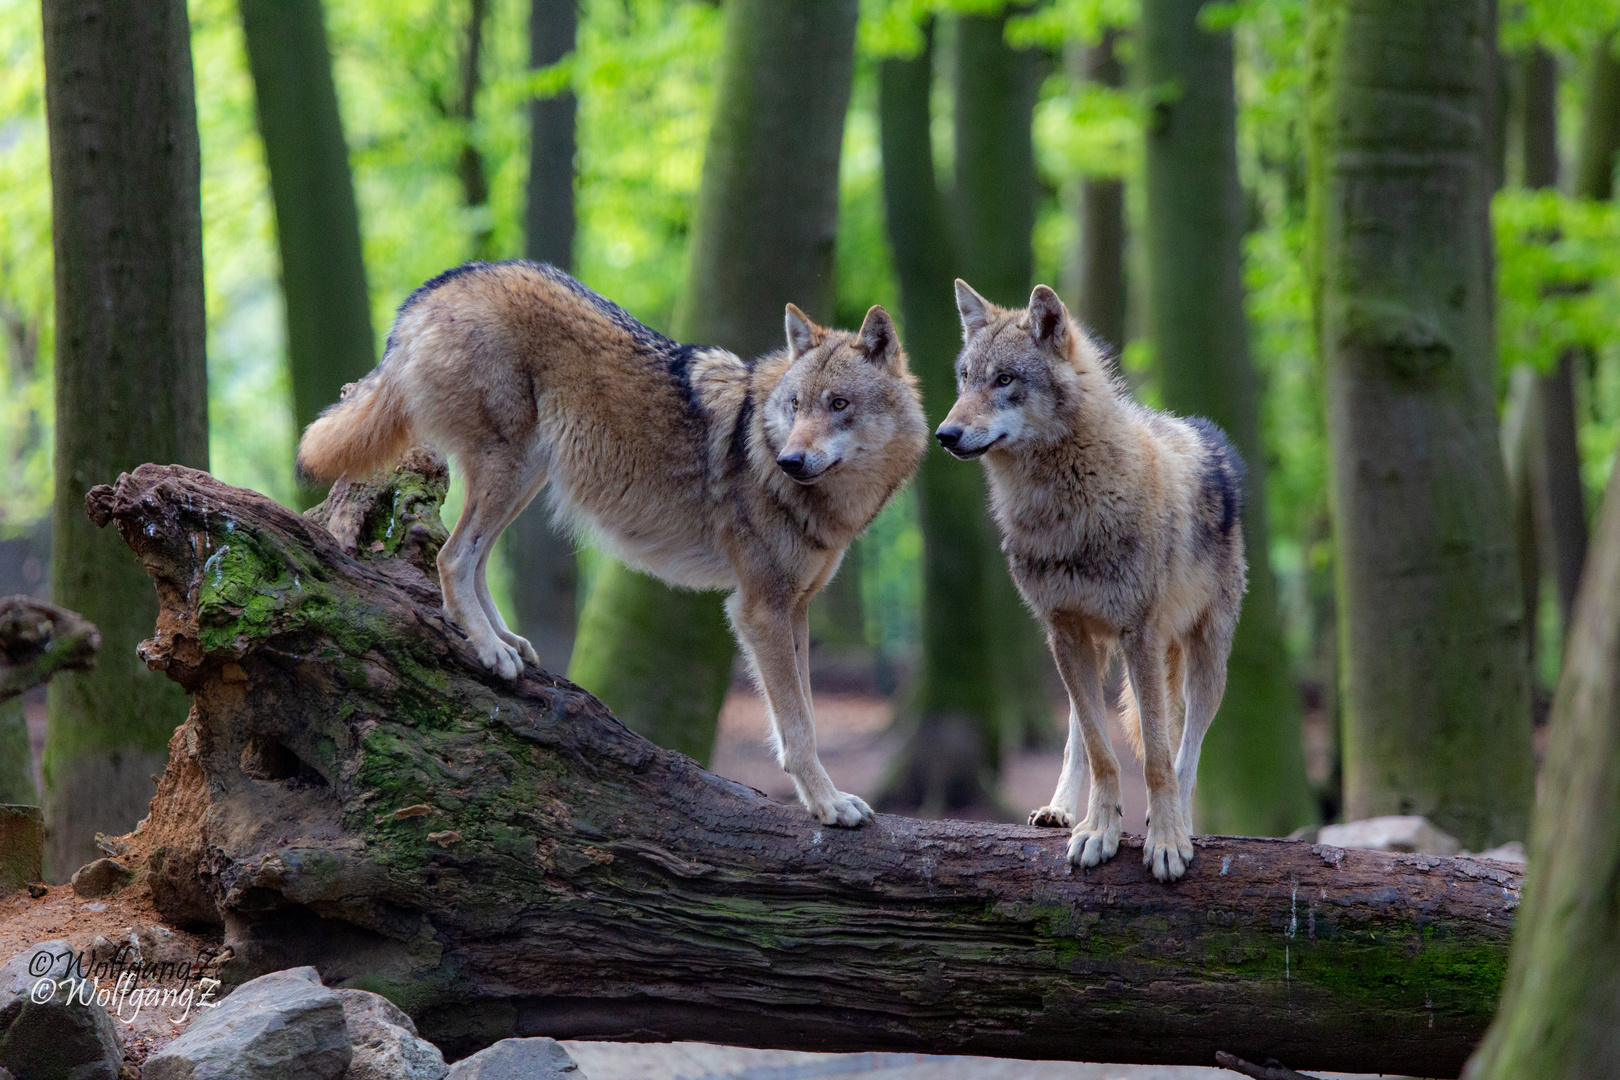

[0,596,101,704]
[89,463,1521,1075]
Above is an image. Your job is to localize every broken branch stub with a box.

[0,596,101,704]
[88,463,1520,1076]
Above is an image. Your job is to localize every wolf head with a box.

[764,303,922,485]
[937,280,1106,459]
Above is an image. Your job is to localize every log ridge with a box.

[90,463,1520,1075]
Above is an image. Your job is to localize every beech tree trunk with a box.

[1307,0,1534,850]
[569,0,859,762]
[41,0,209,879]
[1464,435,1620,1079]
[1574,31,1620,202]
[238,0,376,500]
[503,0,581,675]
[1064,29,1127,356]
[877,24,1002,811]
[97,462,1520,1076]
[1140,0,1314,836]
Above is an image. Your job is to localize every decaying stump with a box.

[89,462,1522,1075]
[0,596,101,704]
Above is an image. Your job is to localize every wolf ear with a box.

[955,279,991,340]
[785,303,821,359]
[857,305,899,367]
[1027,285,1069,352]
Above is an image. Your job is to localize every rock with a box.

[70,859,133,899]
[1469,841,1528,864]
[0,806,42,893]
[337,988,446,1080]
[142,966,352,1080]
[446,1038,580,1079]
[1317,815,1462,857]
[0,939,123,1080]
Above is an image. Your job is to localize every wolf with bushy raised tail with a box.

[937,280,1247,882]
[297,260,928,827]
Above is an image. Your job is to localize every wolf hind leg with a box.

[439,447,538,679]
[470,455,551,668]
[1122,625,1193,882]
[727,590,871,827]
[1046,619,1121,866]
[1176,615,1233,832]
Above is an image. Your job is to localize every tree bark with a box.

[1064,29,1127,356]
[1517,47,1559,190]
[96,462,1520,1076]
[1308,0,1535,851]
[40,0,209,879]
[1140,0,1315,836]
[569,0,859,763]
[1573,31,1620,202]
[503,0,580,675]
[951,12,1057,760]
[238,0,376,500]
[454,0,495,262]
[1463,429,1620,1079]
[877,25,1002,812]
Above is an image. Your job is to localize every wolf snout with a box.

[776,451,810,479]
[935,424,963,451]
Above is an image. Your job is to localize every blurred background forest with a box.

[5,0,1620,862]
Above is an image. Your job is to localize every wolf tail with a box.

[1114,640,1186,765]
[295,367,414,484]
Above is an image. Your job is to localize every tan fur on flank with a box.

[297,260,927,827]
[939,281,1247,882]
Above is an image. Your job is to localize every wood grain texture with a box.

[92,463,1520,1074]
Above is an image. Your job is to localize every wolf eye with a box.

[996,373,1015,387]
[831,397,849,411]
[791,397,799,411]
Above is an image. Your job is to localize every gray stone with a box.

[1469,840,1528,864]
[446,1038,579,1080]
[70,858,133,900]
[1317,815,1461,857]
[337,988,446,1080]
[0,938,123,1080]
[143,966,352,1080]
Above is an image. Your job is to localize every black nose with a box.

[935,426,962,450]
[777,452,806,476]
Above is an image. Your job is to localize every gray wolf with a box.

[937,280,1246,881]
[297,260,928,826]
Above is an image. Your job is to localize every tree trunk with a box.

[877,25,1002,812]
[1064,29,1127,356]
[40,0,209,880]
[1517,46,1559,190]
[454,0,496,262]
[569,0,859,763]
[1535,351,1587,629]
[238,0,376,502]
[1573,31,1620,201]
[952,12,1056,760]
[503,0,580,675]
[1308,0,1534,850]
[1463,439,1620,1079]
[1140,0,1314,836]
[96,462,1521,1077]
[1500,366,1541,670]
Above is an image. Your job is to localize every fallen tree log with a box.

[90,462,1521,1076]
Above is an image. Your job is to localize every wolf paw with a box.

[1067,814,1122,869]
[474,636,524,681]
[496,628,540,668]
[1143,814,1195,882]
[1029,805,1073,828]
[809,790,874,828]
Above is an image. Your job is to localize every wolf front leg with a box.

[727,591,872,827]
[1122,625,1195,882]
[1045,617,1122,867]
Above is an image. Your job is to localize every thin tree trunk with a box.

[1308,0,1534,850]
[456,0,495,261]
[1536,351,1587,627]
[1064,30,1127,355]
[1573,31,1620,201]
[952,12,1055,761]
[1500,366,1541,670]
[1140,0,1314,836]
[40,0,209,878]
[1518,47,1559,190]
[503,0,580,675]
[238,0,376,503]
[1463,446,1620,1079]
[569,0,859,763]
[96,462,1524,1078]
[877,24,1002,812]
